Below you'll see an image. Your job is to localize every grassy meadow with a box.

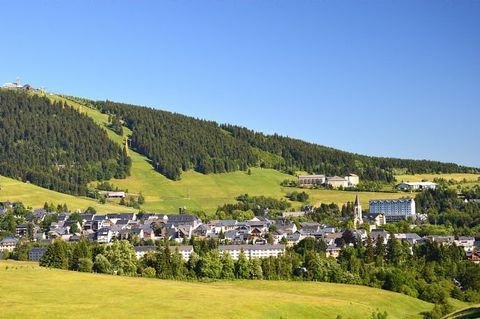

[0,176,134,213]
[395,173,480,183]
[0,260,435,319]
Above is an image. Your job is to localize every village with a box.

[1,189,479,265]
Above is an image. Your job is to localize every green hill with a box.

[49,94,408,213]
[1,89,477,214]
[0,260,435,319]
[93,98,479,182]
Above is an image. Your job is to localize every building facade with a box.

[396,182,437,191]
[298,175,326,186]
[218,244,285,260]
[369,198,416,222]
[346,174,360,187]
[326,176,348,188]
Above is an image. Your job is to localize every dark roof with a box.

[107,213,136,220]
[163,214,199,223]
[0,237,18,244]
[131,228,143,235]
[134,246,157,253]
[80,214,94,221]
[30,247,47,253]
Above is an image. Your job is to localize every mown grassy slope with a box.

[0,175,134,213]
[0,260,434,319]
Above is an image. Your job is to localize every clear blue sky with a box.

[1,1,479,167]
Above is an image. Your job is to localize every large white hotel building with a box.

[369,198,416,222]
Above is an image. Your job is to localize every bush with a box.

[93,254,112,274]
[78,258,93,273]
[143,267,156,278]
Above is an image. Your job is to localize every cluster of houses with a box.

[0,192,479,264]
[0,209,293,262]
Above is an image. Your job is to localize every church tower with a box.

[354,194,363,228]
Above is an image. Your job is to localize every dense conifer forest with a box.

[0,90,131,195]
[88,99,478,181]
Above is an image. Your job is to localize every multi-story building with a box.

[369,198,416,222]
[218,244,285,260]
[134,245,194,261]
[29,247,47,261]
[298,175,326,186]
[326,176,348,188]
[346,174,360,187]
[298,174,359,188]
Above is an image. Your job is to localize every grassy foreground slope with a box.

[0,261,433,319]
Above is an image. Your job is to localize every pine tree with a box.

[235,251,250,279]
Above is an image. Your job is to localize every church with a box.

[353,194,386,229]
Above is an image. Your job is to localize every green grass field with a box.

[395,173,480,183]
[0,260,435,319]
[0,176,134,213]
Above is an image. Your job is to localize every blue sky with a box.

[1,1,479,167]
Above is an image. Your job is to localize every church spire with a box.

[354,194,363,228]
[354,193,360,206]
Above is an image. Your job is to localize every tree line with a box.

[59,95,479,182]
[221,124,479,182]
[0,90,131,195]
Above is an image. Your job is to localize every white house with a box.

[173,245,194,261]
[97,228,113,243]
[396,182,437,191]
[106,191,126,199]
[281,211,306,218]
[454,236,475,253]
[345,174,360,187]
[0,237,18,252]
[134,246,157,259]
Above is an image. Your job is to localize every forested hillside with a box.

[221,124,478,181]
[0,90,130,195]
[86,99,478,182]
[93,100,257,180]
